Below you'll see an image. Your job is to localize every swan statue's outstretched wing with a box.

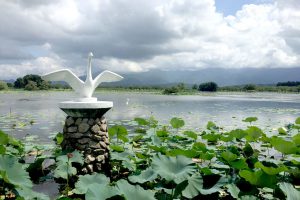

[42,69,84,93]
[93,70,123,88]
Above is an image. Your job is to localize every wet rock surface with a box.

[62,116,110,174]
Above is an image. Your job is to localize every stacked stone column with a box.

[61,116,110,174]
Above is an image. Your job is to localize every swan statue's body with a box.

[42,52,123,101]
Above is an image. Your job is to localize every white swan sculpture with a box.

[42,52,123,102]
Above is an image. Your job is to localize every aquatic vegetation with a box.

[0,116,300,199]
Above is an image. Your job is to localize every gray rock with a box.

[100,124,107,132]
[69,132,83,139]
[94,148,105,154]
[92,134,102,141]
[78,123,89,133]
[91,124,100,133]
[85,155,95,164]
[78,138,90,144]
[96,155,105,162]
[63,125,67,133]
[85,148,92,154]
[87,164,93,173]
[63,133,70,139]
[100,117,107,124]
[82,167,88,174]
[67,126,77,133]
[97,131,107,137]
[89,141,101,149]
[96,163,102,171]
[84,131,92,138]
[66,117,74,126]
[104,137,110,145]
[82,118,89,123]
[75,118,82,125]
[99,141,107,149]
[88,119,95,125]
[77,144,86,150]
[104,152,109,158]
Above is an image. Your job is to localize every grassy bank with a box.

[1,85,300,95]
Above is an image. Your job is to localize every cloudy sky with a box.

[0,0,299,79]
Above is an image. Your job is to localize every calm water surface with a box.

[0,91,300,142]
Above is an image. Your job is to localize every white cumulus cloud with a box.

[0,0,299,79]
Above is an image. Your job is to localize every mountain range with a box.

[101,67,300,87]
[3,67,300,87]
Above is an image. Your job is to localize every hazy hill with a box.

[101,67,300,87]
[3,67,300,87]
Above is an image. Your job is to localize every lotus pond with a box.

[0,91,300,199]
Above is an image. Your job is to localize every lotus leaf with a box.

[86,184,119,200]
[108,125,128,143]
[73,173,110,194]
[226,184,240,199]
[254,162,287,175]
[16,187,49,200]
[270,137,298,155]
[54,160,77,179]
[134,117,150,126]
[170,117,185,129]
[129,168,157,183]
[245,126,263,142]
[206,121,218,130]
[110,145,125,152]
[183,131,197,140]
[292,133,300,146]
[239,170,277,188]
[221,151,238,162]
[278,182,300,200]
[166,149,199,158]
[56,150,84,165]
[0,155,32,188]
[182,174,226,198]
[116,179,156,200]
[243,117,258,123]
[151,154,196,183]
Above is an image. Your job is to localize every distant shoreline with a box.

[1,87,299,95]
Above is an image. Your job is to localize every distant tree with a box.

[163,86,179,94]
[198,82,218,92]
[14,77,24,88]
[14,74,49,90]
[243,84,256,91]
[23,74,43,87]
[24,81,38,91]
[177,83,185,91]
[277,81,300,87]
[0,81,8,90]
[192,84,198,90]
[39,81,50,90]
[7,83,13,88]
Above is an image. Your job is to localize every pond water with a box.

[0,91,299,143]
[0,91,299,197]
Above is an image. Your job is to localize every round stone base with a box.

[61,116,110,174]
[59,101,113,117]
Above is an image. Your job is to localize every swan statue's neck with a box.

[86,52,93,83]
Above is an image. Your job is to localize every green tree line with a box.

[0,74,70,91]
